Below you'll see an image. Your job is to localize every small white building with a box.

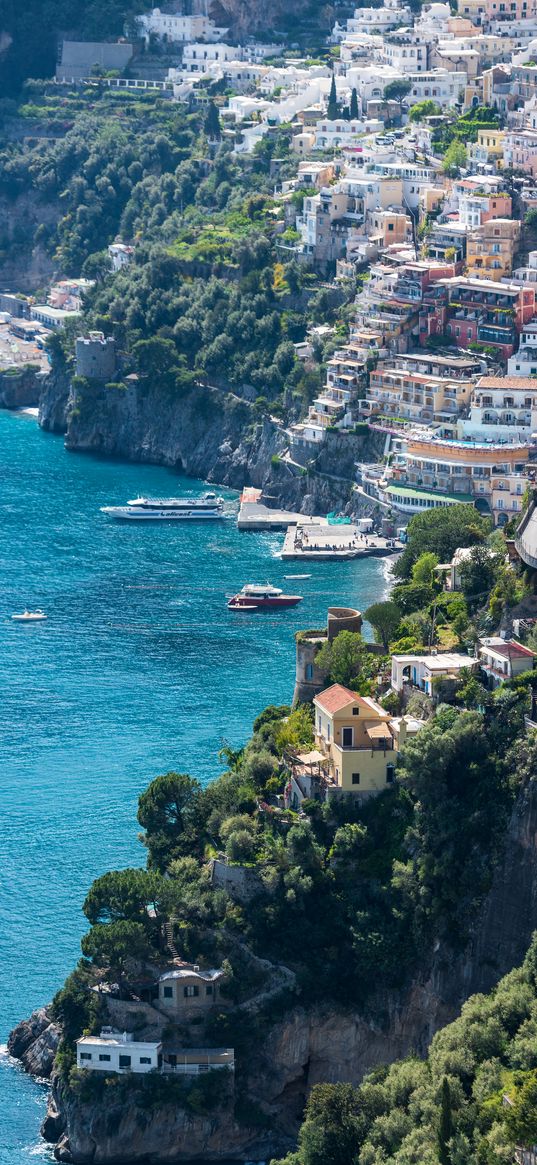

[391,652,476,694]
[108,242,134,271]
[76,1030,162,1074]
[478,637,536,686]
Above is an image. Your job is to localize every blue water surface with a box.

[0,410,388,1162]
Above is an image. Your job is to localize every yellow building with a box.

[313,684,401,795]
[466,218,520,281]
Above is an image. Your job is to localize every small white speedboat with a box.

[284,574,311,580]
[11,609,47,622]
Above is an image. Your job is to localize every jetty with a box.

[281,523,402,561]
[238,487,327,532]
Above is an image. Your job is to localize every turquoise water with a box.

[0,410,387,1162]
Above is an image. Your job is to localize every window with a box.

[98,1054,111,1062]
[163,985,173,999]
[80,1052,92,1061]
[342,727,353,747]
[184,985,200,997]
[306,663,313,681]
[327,723,331,742]
[352,773,360,785]
[206,985,213,996]
[386,765,395,784]
[140,1057,152,1065]
[352,707,359,715]
[119,1055,132,1068]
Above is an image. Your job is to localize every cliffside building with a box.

[75,333,117,380]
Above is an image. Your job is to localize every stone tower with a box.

[293,606,363,706]
[75,332,117,381]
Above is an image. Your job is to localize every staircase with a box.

[164,918,180,960]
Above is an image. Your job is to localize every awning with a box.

[296,750,325,765]
[366,723,393,741]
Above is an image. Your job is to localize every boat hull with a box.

[228,596,302,610]
[101,508,225,521]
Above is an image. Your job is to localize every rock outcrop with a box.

[0,365,46,409]
[8,1006,60,1078]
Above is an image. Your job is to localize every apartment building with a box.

[466,217,521,279]
[462,374,537,439]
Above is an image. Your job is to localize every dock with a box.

[238,487,327,532]
[281,523,402,561]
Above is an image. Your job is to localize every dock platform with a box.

[281,523,401,561]
[238,487,327,532]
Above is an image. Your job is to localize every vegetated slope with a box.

[0,0,151,98]
[273,933,537,1165]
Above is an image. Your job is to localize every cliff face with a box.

[37,374,386,514]
[208,0,326,36]
[0,365,45,408]
[12,777,534,1163]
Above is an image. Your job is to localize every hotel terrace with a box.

[387,435,531,524]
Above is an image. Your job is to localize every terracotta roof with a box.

[314,684,359,713]
[483,639,536,659]
[477,376,537,390]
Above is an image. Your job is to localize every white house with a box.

[391,652,476,694]
[76,1030,162,1073]
[137,10,226,44]
[108,242,134,271]
[478,637,536,685]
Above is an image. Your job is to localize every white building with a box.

[77,1030,162,1074]
[508,319,537,375]
[108,242,134,271]
[478,637,536,685]
[137,10,226,44]
[391,652,476,694]
[346,0,412,36]
[406,69,467,107]
[382,30,430,74]
[463,375,537,440]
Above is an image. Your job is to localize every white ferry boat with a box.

[101,491,226,521]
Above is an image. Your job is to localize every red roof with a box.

[487,640,536,659]
[314,683,358,714]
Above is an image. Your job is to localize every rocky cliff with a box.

[38,373,385,515]
[9,776,537,1164]
[208,0,331,37]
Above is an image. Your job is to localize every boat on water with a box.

[101,491,226,521]
[228,584,303,610]
[285,574,311,580]
[11,609,47,622]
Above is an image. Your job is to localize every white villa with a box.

[391,652,477,694]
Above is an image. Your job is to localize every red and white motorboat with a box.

[227,583,303,611]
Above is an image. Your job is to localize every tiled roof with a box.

[477,376,537,390]
[482,639,536,660]
[314,684,359,713]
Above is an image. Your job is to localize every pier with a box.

[281,523,402,561]
[238,487,327,532]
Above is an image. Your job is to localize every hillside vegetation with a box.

[274,935,537,1165]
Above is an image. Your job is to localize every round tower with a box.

[293,607,362,706]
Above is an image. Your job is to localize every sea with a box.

[0,409,389,1163]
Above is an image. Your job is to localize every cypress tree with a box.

[205,100,221,140]
[327,74,338,120]
[438,1077,453,1165]
[350,87,359,120]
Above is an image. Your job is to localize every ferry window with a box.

[98,1054,111,1062]
[352,773,361,785]
[163,986,173,998]
[119,1056,131,1068]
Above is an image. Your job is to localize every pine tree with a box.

[327,74,338,120]
[350,87,359,120]
[205,100,221,140]
[438,1077,453,1165]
